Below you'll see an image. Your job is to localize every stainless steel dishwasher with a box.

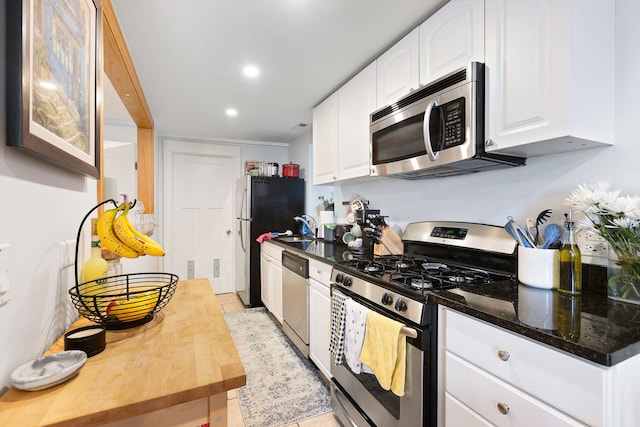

[282,251,309,358]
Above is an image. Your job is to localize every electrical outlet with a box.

[577,229,608,257]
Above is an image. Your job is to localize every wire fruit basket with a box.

[69,272,178,329]
[69,200,179,330]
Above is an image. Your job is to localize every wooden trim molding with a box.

[101,0,155,213]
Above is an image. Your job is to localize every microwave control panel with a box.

[441,97,465,149]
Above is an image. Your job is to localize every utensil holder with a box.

[518,246,559,289]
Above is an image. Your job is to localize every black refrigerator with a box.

[236,175,305,307]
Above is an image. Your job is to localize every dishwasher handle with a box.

[282,251,309,278]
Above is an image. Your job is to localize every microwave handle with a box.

[423,99,438,162]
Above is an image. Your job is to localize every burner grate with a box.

[339,253,498,294]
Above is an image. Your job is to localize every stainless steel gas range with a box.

[330,221,518,427]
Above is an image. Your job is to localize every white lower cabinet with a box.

[445,393,493,427]
[260,242,283,323]
[308,258,332,379]
[446,352,584,426]
[440,307,608,426]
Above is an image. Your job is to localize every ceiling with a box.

[105,0,448,144]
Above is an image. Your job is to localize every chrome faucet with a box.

[294,215,316,238]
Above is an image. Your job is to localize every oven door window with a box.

[371,113,426,165]
[344,363,401,419]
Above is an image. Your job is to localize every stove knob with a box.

[335,273,344,283]
[395,298,407,312]
[382,293,394,305]
[343,276,353,287]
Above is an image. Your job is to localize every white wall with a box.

[287,130,334,222]
[0,0,98,389]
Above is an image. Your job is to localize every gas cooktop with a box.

[333,221,519,301]
[336,254,505,295]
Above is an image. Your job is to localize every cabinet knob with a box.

[497,402,510,415]
[485,139,495,147]
[498,350,510,361]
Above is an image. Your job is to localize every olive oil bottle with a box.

[559,212,582,294]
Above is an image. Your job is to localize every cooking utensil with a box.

[541,224,561,249]
[526,218,537,245]
[535,209,552,245]
[505,216,535,248]
[282,162,300,178]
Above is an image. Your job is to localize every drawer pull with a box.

[498,350,510,361]
[497,402,510,415]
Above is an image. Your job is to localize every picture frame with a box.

[6,0,102,179]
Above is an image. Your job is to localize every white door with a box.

[163,140,241,293]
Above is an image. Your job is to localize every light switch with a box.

[0,244,11,306]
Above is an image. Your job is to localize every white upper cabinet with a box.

[312,92,338,185]
[313,63,376,184]
[338,62,377,181]
[419,0,484,85]
[484,0,615,156]
[376,28,420,109]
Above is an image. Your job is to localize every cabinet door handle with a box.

[497,402,510,415]
[498,350,510,361]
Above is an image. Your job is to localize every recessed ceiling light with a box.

[243,65,260,78]
[226,108,238,117]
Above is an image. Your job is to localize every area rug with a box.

[224,307,332,427]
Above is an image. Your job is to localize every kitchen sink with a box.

[277,236,314,243]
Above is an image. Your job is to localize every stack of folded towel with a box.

[329,290,407,396]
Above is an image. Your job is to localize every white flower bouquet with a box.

[566,182,640,301]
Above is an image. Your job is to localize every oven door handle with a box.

[400,326,418,339]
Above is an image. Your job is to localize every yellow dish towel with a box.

[359,310,406,397]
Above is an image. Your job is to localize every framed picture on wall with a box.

[6,0,102,179]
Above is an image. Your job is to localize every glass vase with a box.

[607,248,640,305]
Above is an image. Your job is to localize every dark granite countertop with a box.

[269,238,640,367]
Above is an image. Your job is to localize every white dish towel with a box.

[343,298,371,374]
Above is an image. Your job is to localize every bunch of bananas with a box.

[106,290,159,322]
[96,202,165,258]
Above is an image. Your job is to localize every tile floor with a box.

[217,293,340,427]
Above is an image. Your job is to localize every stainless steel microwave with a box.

[370,62,525,178]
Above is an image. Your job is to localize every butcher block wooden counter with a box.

[0,278,246,427]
